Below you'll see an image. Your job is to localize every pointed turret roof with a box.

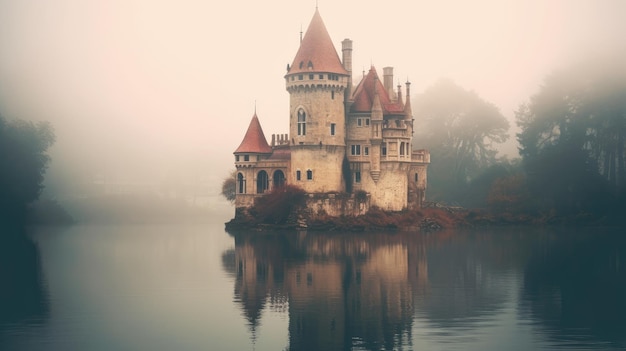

[234,113,273,154]
[350,67,405,114]
[287,9,348,76]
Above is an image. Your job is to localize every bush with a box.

[251,185,306,224]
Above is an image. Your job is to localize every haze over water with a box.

[1,209,624,350]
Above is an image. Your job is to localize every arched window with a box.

[237,173,246,194]
[273,170,286,188]
[297,109,306,136]
[257,170,269,194]
[306,169,313,180]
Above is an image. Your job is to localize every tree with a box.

[412,79,510,203]
[221,170,236,203]
[516,55,626,215]
[0,114,55,221]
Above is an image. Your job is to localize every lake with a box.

[1,208,625,350]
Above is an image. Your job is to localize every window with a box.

[330,123,336,136]
[297,109,306,135]
[415,173,419,182]
[400,142,405,156]
[298,74,303,80]
[357,118,362,127]
[235,155,239,161]
[319,74,324,79]
[306,169,313,180]
[244,155,249,161]
[237,173,246,194]
[365,118,370,126]
[355,171,361,183]
[296,170,301,181]
[331,90,335,99]
[309,74,314,80]
[382,144,387,156]
[364,147,369,156]
[351,145,361,156]
[257,170,269,194]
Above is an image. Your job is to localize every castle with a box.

[233,8,429,214]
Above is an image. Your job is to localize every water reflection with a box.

[223,228,626,351]
[521,229,626,349]
[0,225,49,348]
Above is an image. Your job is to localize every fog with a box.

[1,0,625,198]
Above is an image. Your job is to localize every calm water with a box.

[1,210,625,351]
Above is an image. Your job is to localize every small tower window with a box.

[296,170,301,181]
[306,169,313,180]
[365,118,370,126]
[244,155,249,161]
[309,74,314,80]
[297,109,306,136]
[364,147,369,156]
[354,171,361,183]
[415,173,419,182]
[382,144,387,156]
[331,90,335,99]
[235,155,240,161]
[319,74,324,79]
[330,123,336,136]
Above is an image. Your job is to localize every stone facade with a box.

[233,8,429,214]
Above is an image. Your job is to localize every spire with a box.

[286,8,348,76]
[234,113,273,154]
[397,83,403,106]
[371,72,383,121]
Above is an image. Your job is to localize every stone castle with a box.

[233,8,429,215]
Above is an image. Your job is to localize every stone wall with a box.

[304,192,370,217]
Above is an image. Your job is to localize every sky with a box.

[1,0,625,194]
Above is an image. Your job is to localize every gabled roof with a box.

[287,9,348,76]
[350,67,405,114]
[234,113,273,154]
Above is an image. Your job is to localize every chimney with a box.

[383,67,394,100]
[342,39,353,100]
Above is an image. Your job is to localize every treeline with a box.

[0,114,55,224]
[413,55,626,222]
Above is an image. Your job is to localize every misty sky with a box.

[1,0,625,193]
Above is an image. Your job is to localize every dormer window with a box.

[299,61,304,69]
[307,61,313,69]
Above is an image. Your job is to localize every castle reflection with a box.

[222,229,526,351]
[222,228,626,350]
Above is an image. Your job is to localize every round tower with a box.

[284,9,349,193]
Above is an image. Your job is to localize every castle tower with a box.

[285,8,349,193]
[233,113,273,207]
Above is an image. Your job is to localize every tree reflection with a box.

[521,229,626,349]
[0,225,49,340]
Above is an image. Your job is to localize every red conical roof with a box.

[350,67,405,114]
[287,9,348,76]
[234,113,272,154]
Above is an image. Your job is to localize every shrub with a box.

[252,185,306,224]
